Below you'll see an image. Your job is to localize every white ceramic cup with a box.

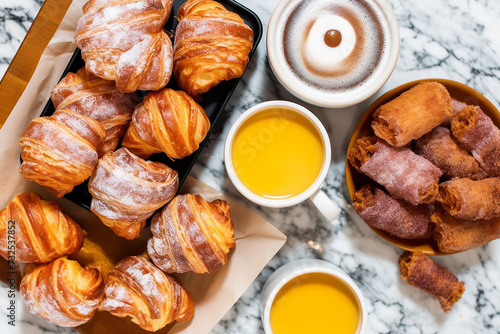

[267,0,400,108]
[224,100,340,222]
[260,259,368,334]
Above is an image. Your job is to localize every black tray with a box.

[36,0,263,210]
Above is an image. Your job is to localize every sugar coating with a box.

[357,186,433,239]
[361,141,442,205]
[279,0,388,91]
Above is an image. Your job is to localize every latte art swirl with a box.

[281,0,387,92]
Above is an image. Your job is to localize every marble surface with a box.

[1,0,500,333]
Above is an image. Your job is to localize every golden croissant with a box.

[103,255,194,332]
[19,109,106,198]
[148,194,235,274]
[20,257,105,327]
[173,0,254,99]
[121,88,210,159]
[51,67,138,156]
[88,147,179,240]
[0,192,84,263]
[75,0,174,92]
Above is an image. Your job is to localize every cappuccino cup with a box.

[267,0,400,108]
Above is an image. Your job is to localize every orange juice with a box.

[270,272,360,334]
[231,107,325,200]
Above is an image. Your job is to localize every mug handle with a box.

[308,189,340,222]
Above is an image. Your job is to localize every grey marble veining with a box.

[1,0,500,333]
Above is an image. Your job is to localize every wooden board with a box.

[0,0,73,128]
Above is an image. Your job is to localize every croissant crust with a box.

[88,147,179,240]
[121,88,210,160]
[103,256,194,332]
[19,109,106,198]
[75,0,174,92]
[0,192,84,263]
[20,257,105,327]
[50,67,138,156]
[148,194,235,274]
[173,0,254,99]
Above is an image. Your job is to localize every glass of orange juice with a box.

[224,100,340,221]
[260,259,367,334]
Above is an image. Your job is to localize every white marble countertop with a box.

[1,0,500,333]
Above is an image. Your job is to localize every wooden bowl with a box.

[345,78,500,255]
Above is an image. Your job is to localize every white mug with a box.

[224,100,340,222]
[260,259,368,334]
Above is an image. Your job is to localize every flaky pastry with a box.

[20,257,105,327]
[103,255,194,332]
[173,0,254,99]
[148,194,235,274]
[121,88,210,159]
[75,0,174,92]
[19,109,106,198]
[51,67,138,156]
[88,147,178,240]
[0,192,84,263]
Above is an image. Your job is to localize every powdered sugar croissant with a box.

[148,194,235,274]
[19,109,106,198]
[88,147,179,240]
[121,88,210,159]
[103,256,194,332]
[20,257,105,327]
[51,67,138,156]
[173,0,254,99]
[75,0,174,92]
[0,192,84,263]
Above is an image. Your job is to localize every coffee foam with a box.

[280,0,387,92]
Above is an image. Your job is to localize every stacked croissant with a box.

[6,0,252,330]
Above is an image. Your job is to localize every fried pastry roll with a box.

[348,136,442,205]
[353,185,434,239]
[20,257,105,327]
[431,206,500,253]
[103,256,194,332]
[399,251,465,312]
[451,105,500,177]
[371,81,452,147]
[173,0,254,99]
[148,194,235,274]
[88,148,178,240]
[415,126,486,180]
[75,0,174,92]
[0,192,84,263]
[51,67,138,156]
[438,177,500,220]
[19,109,106,197]
[121,88,210,159]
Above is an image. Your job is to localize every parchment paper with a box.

[0,0,287,333]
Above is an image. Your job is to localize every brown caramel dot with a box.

[324,29,342,48]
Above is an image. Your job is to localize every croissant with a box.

[148,194,235,274]
[51,67,138,156]
[121,88,210,159]
[173,0,254,99]
[19,109,106,198]
[0,192,84,263]
[20,257,105,327]
[88,147,179,240]
[103,256,194,332]
[75,0,174,92]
